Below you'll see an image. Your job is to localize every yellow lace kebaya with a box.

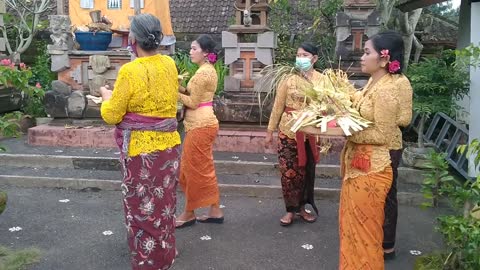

[179,63,219,132]
[342,73,401,180]
[101,54,181,157]
[267,71,325,139]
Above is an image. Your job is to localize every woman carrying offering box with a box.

[338,31,406,269]
[265,43,325,226]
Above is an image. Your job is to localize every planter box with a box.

[0,87,22,113]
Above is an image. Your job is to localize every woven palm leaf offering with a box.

[289,68,371,136]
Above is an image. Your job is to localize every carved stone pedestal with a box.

[45,50,131,119]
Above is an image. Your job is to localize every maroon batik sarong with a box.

[121,147,181,270]
[115,113,180,270]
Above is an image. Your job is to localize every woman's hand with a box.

[265,130,274,145]
[179,86,188,95]
[100,85,113,101]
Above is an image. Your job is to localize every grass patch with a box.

[0,245,41,270]
[414,253,446,270]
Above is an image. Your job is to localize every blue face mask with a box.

[295,57,313,71]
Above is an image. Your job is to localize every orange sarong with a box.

[179,125,220,211]
[339,167,393,270]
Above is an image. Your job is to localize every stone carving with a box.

[89,55,111,74]
[88,55,111,96]
[67,91,87,118]
[48,15,72,50]
[48,15,73,73]
[89,75,107,96]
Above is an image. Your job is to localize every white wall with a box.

[456,0,471,124]
[469,2,480,177]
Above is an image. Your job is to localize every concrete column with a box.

[56,0,65,15]
[469,2,480,177]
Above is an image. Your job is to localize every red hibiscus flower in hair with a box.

[388,60,401,73]
[207,53,217,64]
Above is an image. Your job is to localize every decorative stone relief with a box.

[88,55,111,96]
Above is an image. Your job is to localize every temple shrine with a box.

[335,0,380,87]
[215,0,276,123]
[45,0,175,119]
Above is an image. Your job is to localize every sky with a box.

[452,0,462,8]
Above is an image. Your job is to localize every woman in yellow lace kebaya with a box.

[175,35,223,228]
[100,14,180,270]
[266,43,324,226]
[338,31,405,270]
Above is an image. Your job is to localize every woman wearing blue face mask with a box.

[265,42,324,226]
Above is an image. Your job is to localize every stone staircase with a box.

[0,137,426,205]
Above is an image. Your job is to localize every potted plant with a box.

[403,50,469,168]
[0,59,47,130]
[74,11,113,51]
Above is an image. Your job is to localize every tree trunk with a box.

[399,9,423,72]
[412,35,424,63]
[377,0,396,30]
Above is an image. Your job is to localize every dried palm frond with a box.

[255,64,301,108]
[290,68,371,136]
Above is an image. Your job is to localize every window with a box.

[107,0,122,9]
[80,0,94,9]
[251,60,264,79]
[231,60,245,79]
[130,0,145,9]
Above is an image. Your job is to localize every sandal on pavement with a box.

[196,216,224,224]
[280,215,294,227]
[175,218,196,229]
[297,212,317,223]
[384,250,396,260]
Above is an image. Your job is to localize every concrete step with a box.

[0,152,425,185]
[0,165,423,206]
[0,137,427,206]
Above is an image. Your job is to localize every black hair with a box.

[369,31,404,74]
[195,35,216,54]
[299,42,319,56]
[130,13,163,51]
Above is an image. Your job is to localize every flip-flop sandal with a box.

[280,217,294,227]
[298,214,317,223]
[196,216,224,224]
[175,219,196,229]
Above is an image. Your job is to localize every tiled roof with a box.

[417,13,458,44]
[170,0,235,34]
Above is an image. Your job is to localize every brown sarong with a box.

[179,125,220,211]
[339,167,393,270]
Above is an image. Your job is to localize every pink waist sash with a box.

[198,101,213,108]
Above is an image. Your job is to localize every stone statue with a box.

[49,15,72,50]
[89,55,111,96]
[234,1,258,27]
